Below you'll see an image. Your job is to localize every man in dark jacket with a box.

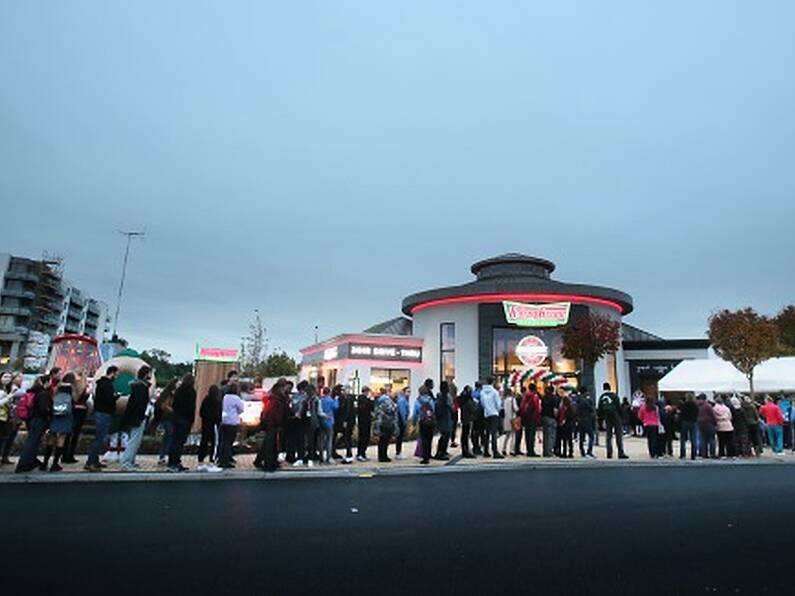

[457,386,477,458]
[259,379,289,471]
[84,366,119,471]
[575,387,596,458]
[120,365,152,471]
[168,374,196,472]
[337,389,357,463]
[356,387,374,461]
[678,394,698,460]
[598,383,628,459]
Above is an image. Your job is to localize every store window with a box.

[440,323,455,383]
[492,328,575,379]
[369,368,410,394]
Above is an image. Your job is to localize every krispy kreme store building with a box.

[301,254,708,399]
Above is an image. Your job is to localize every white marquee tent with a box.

[659,357,795,393]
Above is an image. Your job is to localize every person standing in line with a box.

[576,387,596,459]
[356,387,374,462]
[457,385,477,458]
[62,370,89,464]
[15,375,51,473]
[678,394,698,460]
[218,370,238,402]
[696,394,717,459]
[83,367,119,472]
[198,384,222,471]
[373,387,397,463]
[119,365,153,472]
[0,372,15,465]
[777,393,792,451]
[713,396,735,458]
[218,383,244,469]
[285,381,309,466]
[1,372,26,464]
[620,397,632,436]
[741,396,763,456]
[42,373,76,472]
[394,387,410,459]
[413,385,436,464]
[598,383,628,460]
[449,381,459,449]
[318,386,339,464]
[480,378,503,459]
[434,382,453,460]
[556,392,574,458]
[259,379,289,472]
[541,386,558,458]
[472,382,484,455]
[334,386,355,464]
[154,379,177,466]
[331,384,346,460]
[519,384,541,458]
[168,374,196,472]
[500,389,519,457]
[760,396,784,455]
[729,396,750,457]
[304,384,321,466]
[637,396,660,459]
[658,401,675,457]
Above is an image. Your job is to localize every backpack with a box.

[378,398,397,435]
[16,392,35,421]
[418,401,435,429]
[53,392,72,417]
[289,393,305,418]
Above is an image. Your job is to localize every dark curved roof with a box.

[402,254,633,316]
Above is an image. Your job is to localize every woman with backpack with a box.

[41,372,76,472]
[373,387,397,463]
[412,385,436,464]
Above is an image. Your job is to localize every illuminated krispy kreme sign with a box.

[196,347,239,362]
[503,301,571,327]
[515,335,549,367]
[349,344,422,362]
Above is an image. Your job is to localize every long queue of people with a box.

[3,365,794,474]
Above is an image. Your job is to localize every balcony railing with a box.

[0,306,32,317]
[4,270,38,283]
[1,289,36,300]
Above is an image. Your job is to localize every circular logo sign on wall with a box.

[515,335,548,367]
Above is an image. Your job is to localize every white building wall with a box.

[411,303,479,396]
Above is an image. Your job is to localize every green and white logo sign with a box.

[503,301,571,328]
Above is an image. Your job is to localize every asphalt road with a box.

[6,465,792,596]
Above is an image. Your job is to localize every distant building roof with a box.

[621,323,663,342]
[362,317,413,336]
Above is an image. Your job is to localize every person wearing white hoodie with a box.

[480,378,504,459]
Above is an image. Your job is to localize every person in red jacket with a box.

[760,396,784,455]
[257,379,290,471]
[519,384,541,457]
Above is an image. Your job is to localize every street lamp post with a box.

[112,230,145,339]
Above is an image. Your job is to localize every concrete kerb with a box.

[2,456,793,485]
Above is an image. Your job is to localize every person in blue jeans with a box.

[318,387,339,463]
[15,375,52,473]
[84,366,119,472]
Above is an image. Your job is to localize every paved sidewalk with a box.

[3,433,794,483]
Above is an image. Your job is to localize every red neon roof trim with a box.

[409,293,624,315]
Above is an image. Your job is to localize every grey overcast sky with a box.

[2,1,794,363]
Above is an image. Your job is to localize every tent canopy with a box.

[659,357,795,394]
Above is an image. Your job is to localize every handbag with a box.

[511,416,522,432]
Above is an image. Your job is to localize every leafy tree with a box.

[240,312,268,377]
[561,313,621,387]
[708,308,779,399]
[140,349,192,386]
[263,350,298,377]
[775,305,795,355]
